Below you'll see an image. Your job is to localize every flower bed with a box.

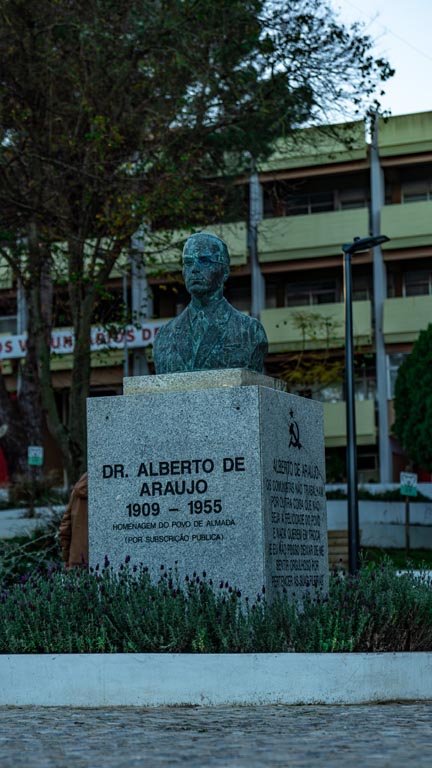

[1,559,432,654]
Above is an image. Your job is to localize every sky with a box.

[330,0,432,117]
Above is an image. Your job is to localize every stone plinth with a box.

[87,370,328,602]
[123,368,287,395]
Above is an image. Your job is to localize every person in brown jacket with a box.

[59,472,88,569]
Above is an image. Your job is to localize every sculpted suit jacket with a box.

[154,297,268,373]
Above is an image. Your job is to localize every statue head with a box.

[182,232,230,299]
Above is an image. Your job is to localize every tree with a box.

[276,311,345,397]
[275,309,373,399]
[393,325,432,472]
[0,0,393,483]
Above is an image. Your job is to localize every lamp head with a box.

[342,234,390,254]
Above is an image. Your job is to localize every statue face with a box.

[183,254,227,296]
[182,235,229,297]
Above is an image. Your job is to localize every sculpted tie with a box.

[192,310,209,355]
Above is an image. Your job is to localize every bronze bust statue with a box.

[153,232,268,374]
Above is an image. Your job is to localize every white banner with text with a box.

[0,322,168,360]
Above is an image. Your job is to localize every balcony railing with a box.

[257,120,366,173]
[261,301,372,353]
[324,400,376,448]
[381,201,432,251]
[383,295,432,343]
[258,209,369,262]
[378,111,432,157]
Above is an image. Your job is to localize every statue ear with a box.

[222,264,230,283]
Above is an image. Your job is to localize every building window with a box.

[337,188,369,210]
[402,181,432,203]
[284,191,334,216]
[315,383,343,403]
[0,315,17,334]
[387,353,408,399]
[224,286,251,312]
[265,283,278,309]
[354,376,376,402]
[175,300,187,316]
[263,177,371,219]
[352,275,371,301]
[285,280,339,307]
[357,452,379,483]
[387,272,396,298]
[403,270,432,297]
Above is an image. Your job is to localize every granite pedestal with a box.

[87,370,328,602]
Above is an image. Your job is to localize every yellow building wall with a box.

[261,301,372,352]
[324,400,376,447]
[258,209,369,262]
[378,111,432,156]
[381,202,432,250]
[383,295,432,343]
[258,121,366,172]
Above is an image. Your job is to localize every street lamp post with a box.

[341,235,390,573]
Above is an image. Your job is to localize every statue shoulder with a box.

[155,309,188,340]
[228,305,267,340]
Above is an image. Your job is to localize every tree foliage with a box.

[393,325,432,471]
[277,311,345,396]
[0,0,393,482]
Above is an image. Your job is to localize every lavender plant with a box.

[1,559,431,654]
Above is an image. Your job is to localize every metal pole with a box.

[343,247,360,573]
[122,271,129,379]
[405,496,410,559]
[249,169,265,319]
[341,233,389,572]
[370,114,392,482]
[130,225,152,376]
[16,277,27,397]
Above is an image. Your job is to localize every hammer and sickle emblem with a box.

[288,410,302,449]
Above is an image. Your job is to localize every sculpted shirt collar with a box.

[188,296,228,324]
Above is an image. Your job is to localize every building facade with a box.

[1,111,432,483]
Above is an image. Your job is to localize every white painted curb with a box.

[1,653,432,706]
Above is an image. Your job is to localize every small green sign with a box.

[400,471,418,498]
[28,446,44,467]
[401,484,417,497]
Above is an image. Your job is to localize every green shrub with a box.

[1,559,431,654]
[393,324,432,471]
[326,488,432,502]
[7,472,68,509]
[362,548,432,569]
[0,511,62,587]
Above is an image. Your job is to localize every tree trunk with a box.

[68,289,94,482]
[20,283,44,448]
[24,226,73,481]
[30,282,73,482]
[67,240,123,483]
[0,373,28,481]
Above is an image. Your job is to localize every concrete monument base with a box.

[87,370,328,602]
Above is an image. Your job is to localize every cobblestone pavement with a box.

[1,704,432,767]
